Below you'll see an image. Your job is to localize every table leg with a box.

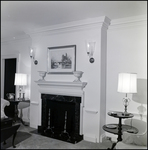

[3,141,6,145]
[117,118,122,141]
[12,132,17,148]
[110,142,117,149]
[19,108,29,126]
[13,104,19,122]
[108,118,123,149]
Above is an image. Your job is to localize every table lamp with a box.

[14,73,27,100]
[117,73,137,116]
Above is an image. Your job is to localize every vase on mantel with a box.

[38,71,47,81]
[73,71,83,82]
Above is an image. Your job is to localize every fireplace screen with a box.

[38,94,83,143]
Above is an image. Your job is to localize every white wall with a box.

[106,16,147,140]
[1,38,32,122]
[29,17,110,143]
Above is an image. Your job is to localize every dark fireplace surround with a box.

[38,93,83,144]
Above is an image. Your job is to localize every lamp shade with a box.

[14,73,27,86]
[117,73,137,93]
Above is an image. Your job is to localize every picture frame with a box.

[47,45,76,74]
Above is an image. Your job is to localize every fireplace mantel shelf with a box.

[35,80,87,90]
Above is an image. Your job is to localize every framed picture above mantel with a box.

[47,45,76,74]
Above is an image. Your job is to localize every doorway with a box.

[4,58,16,99]
[1,54,19,99]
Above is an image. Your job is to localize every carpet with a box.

[1,131,32,149]
[30,129,83,144]
[28,129,112,149]
[1,127,112,149]
[30,129,38,134]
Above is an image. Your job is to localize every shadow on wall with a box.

[132,79,147,120]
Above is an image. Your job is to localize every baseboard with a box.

[22,118,29,123]
[84,134,97,143]
[106,132,117,142]
[100,133,106,143]
[30,123,37,129]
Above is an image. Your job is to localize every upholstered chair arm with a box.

[122,130,147,146]
[1,98,10,119]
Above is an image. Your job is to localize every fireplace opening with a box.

[38,94,83,143]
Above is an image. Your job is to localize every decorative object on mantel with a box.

[38,71,47,81]
[86,40,96,63]
[117,73,137,116]
[73,71,84,82]
[30,47,38,65]
[47,45,76,74]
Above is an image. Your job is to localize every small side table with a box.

[1,118,20,148]
[103,111,138,149]
[9,99,30,126]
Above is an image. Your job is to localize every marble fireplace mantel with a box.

[35,80,87,135]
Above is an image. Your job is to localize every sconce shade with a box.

[29,47,38,65]
[30,47,35,58]
[117,73,137,93]
[86,40,96,63]
[86,41,96,56]
[14,73,27,86]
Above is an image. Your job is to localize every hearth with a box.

[38,94,83,143]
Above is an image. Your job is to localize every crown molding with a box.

[2,16,110,43]
[109,15,147,30]
[1,34,31,45]
[27,16,111,37]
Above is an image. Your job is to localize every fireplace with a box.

[35,80,87,143]
[38,94,83,143]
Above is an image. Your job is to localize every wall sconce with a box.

[86,41,96,63]
[30,47,38,65]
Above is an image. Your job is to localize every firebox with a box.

[38,94,83,143]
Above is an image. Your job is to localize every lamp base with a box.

[122,112,130,116]
[22,93,25,101]
[18,93,22,100]
[122,97,130,116]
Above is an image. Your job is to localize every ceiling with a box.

[1,1,147,42]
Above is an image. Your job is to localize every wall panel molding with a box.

[109,15,147,30]
[85,108,98,114]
